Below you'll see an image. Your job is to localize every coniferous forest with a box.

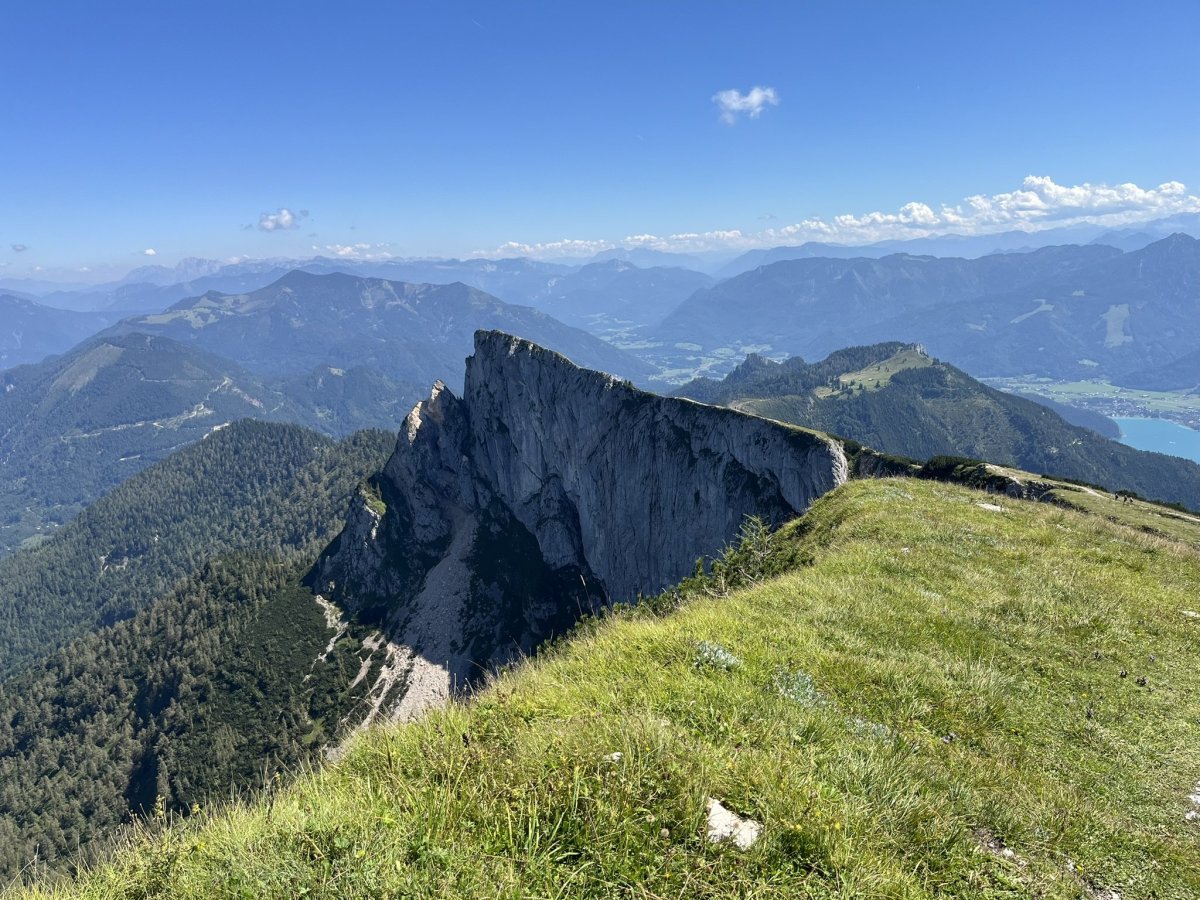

[0,421,394,879]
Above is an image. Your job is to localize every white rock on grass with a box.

[1187,779,1200,823]
[705,798,762,850]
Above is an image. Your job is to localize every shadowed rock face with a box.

[312,331,847,721]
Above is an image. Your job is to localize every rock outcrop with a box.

[312,331,848,723]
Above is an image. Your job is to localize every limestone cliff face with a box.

[313,331,847,723]
[464,332,847,603]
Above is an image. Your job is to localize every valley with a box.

[984,376,1200,431]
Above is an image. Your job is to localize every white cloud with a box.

[142,248,157,256]
[477,176,1200,259]
[712,86,779,125]
[477,238,618,259]
[318,242,394,260]
[258,208,308,231]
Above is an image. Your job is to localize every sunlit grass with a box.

[14,479,1200,899]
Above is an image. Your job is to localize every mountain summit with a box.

[111,271,654,387]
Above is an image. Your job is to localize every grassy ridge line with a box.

[15,479,1200,898]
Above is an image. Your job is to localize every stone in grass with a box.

[705,798,762,850]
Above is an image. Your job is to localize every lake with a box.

[1114,417,1200,464]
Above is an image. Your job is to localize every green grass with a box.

[1049,485,1200,550]
[12,479,1200,898]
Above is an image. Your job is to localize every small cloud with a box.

[713,86,779,125]
[472,238,616,259]
[10,243,28,253]
[758,213,778,221]
[142,248,157,256]
[321,242,394,260]
[258,208,308,231]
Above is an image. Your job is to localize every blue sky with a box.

[3,0,1199,277]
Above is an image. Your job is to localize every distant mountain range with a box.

[527,259,713,332]
[649,234,1200,384]
[714,211,1200,278]
[104,270,653,386]
[0,294,123,369]
[677,342,1200,510]
[12,207,1197,316]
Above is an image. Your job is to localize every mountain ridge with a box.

[677,342,1200,511]
[107,271,655,386]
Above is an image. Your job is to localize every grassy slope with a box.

[813,346,934,397]
[14,479,1200,899]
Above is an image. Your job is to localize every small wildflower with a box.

[694,640,742,671]
[774,669,827,707]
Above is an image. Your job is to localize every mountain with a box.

[1,272,649,556]
[30,256,578,315]
[0,421,393,877]
[106,270,655,387]
[648,243,1121,379]
[715,241,897,278]
[872,233,1200,379]
[1011,391,1121,438]
[0,294,120,369]
[676,343,1200,510]
[0,419,393,680]
[647,236,1200,383]
[310,330,846,722]
[0,333,409,557]
[588,247,721,272]
[23,476,1200,897]
[528,259,713,332]
[1113,347,1200,391]
[115,257,227,286]
[715,212,1200,279]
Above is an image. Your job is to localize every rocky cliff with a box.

[312,331,848,725]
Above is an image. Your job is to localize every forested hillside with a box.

[0,421,395,880]
[0,334,409,557]
[0,420,393,679]
[0,555,382,881]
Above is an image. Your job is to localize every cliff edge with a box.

[312,331,848,723]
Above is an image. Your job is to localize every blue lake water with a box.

[1113,417,1200,464]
